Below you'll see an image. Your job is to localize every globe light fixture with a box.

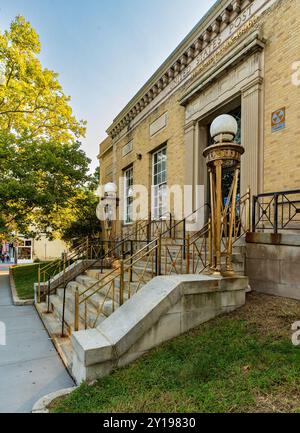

[203,114,245,276]
[104,182,117,197]
[210,114,238,143]
[97,183,119,240]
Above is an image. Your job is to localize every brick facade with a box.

[99,0,300,232]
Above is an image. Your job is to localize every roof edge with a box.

[106,0,227,134]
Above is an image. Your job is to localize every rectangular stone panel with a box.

[150,112,168,136]
[122,140,133,157]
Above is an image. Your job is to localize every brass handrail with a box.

[37,238,120,304]
[39,238,89,274]
[78,240,154,303]
[37,240,91,301]
[73,195,251,331]
[76,213,179,308]
[74,203,210,331]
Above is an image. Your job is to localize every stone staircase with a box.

[36,236,246,374]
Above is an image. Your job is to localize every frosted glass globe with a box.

[104,182,117,195]
[210,115,238,141]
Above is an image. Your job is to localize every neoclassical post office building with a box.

[99,0,300,233]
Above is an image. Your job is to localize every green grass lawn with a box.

[12,263,49,300]
[51,293,300,413]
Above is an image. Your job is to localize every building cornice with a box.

[107,0,256,139]
[180,30,265,106]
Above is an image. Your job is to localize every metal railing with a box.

[51,193,251,333]
[38,213,179,303]
[60,237,136,336]
[37,216,155,304]
[121,211,174,243]
[252,189,300,234]
[74,204,211,331]
[38,237,130,306]
[38,238,91,303]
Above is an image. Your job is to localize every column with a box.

[184,121,208,214]
[184,121,197,211]
[241,77,264,196]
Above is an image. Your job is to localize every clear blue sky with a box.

[0,0,216,171]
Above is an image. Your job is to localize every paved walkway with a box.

[0,265,74,413]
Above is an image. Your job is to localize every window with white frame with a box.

[152,147,167,219]
[124,167,133,224]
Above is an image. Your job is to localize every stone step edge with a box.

[35,302,74,375]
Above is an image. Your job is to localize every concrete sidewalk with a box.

[0,266,74,413]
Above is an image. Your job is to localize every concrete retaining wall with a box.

[71,274,247,384]
[246,233,300,300]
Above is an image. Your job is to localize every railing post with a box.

[63,252,66,286]
[74,288,79,332]
[38,265,41,304]
[148,211,152,240]
[209,218,213,268]
[100,240,104,274]
[155,234,162,276]
[86,237,89,260]
[186,234,190,274]
[158,233,162,276]
[129,240,133,283]
[47,280,51,314]
[147,221,151,245]
[43,270,46,299]
[274,194,279,234]
[252,195,257,233]
[84,300,87,330]
[247,187,251,233]
[121,240,125,260]
[120,260,125,306]
[61,282,69,338]
[169,214,172,239]
[183,219,186,259]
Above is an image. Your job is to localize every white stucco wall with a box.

[33,236,69,261]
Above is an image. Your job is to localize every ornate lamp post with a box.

[203,114,245,276]
[97,182,118,241]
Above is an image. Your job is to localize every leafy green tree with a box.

[60,189,101,247]
[0,16,85,141]
[0,16,91,238]
[0,133,91,237]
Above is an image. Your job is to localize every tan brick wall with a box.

[99,149,113,185]
[262,0,300,192]
[99,136,113,186]
[99,0,300,232]
[113,89,186,220]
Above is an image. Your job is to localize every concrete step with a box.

[75,274,99,288]
[57,284,116,318]
[50,295,86,332]
[51,294,107,331]
[86,268,110,279]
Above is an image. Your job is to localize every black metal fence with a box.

[252,189,300,233]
